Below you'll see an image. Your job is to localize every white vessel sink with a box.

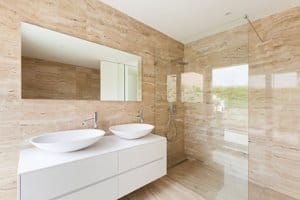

[109,123,154,139]
[30,129,105,153]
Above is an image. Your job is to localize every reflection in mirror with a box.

[249,74,266,89]
[21,23,142,101]
[272,72,298,88]
[100,61,124,101]
[181,72,203,103]
[125,64,142,101]
[167,74,177,103]
[100,62,141,101]
[22,56,101,100]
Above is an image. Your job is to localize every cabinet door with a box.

[118,158,166,198]
[21,152,118,200]
[58,177,118,200]
[118,140,166,173]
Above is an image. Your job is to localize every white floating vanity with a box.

[18,134,166,200]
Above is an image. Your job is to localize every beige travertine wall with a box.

[248,6,300,200]
[0,0,184,199]
[1,0,299,199]
[22,57,100,100]
[184,6,300,200]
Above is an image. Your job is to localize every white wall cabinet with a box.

[18,134,166,200]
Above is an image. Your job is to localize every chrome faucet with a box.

[82,112,98,129]
[136,109,144,123]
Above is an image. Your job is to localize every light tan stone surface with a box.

[0,1,184,199]
[0,1,299,199]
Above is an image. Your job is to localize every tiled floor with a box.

[122,159,248,200]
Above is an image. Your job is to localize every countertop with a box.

[18,134,165,175]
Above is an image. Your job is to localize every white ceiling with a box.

[100,0,300,43]
[22,23,140,69]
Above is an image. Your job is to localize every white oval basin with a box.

[30,129,105,153]
[109,123,154,139]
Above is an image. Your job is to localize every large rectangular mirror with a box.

[21,23,142,101]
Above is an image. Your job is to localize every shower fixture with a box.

[171,58,189,65]
[165,103,178,142]
[244,14,264,42]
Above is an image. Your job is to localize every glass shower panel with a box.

[179,20,249,200]
[208,66,248,200]
[154,56,186,167]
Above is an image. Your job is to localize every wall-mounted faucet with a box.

[136,109,144,123]
[82,112,98,129]
[168,103,176,115]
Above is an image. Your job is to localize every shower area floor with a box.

[121,159,248,200]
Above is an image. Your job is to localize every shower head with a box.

[171,58,189,65]
[178,60,189,65]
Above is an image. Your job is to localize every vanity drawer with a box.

[118,158,166,198]
[118,139,166,173]
[20,152,118,200]
[58,177,118,200]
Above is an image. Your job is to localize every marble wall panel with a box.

[0,1,184,199]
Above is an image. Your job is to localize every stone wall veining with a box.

[1,1,299,199]
[0,0,184,199]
